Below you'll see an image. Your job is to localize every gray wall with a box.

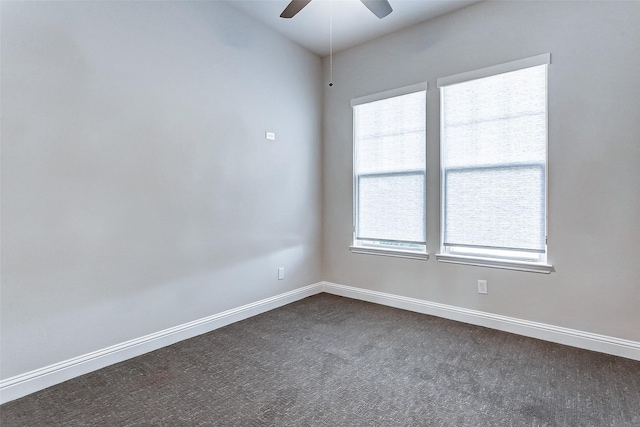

[1,1,322,379]
[2,0,639,384]
[322,1,640,342]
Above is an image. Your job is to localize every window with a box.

[350,83,428,259]
[436,54,552,273]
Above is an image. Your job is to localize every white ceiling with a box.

[227,0,481,57]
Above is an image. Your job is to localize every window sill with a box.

[350,246,429,261]
[435,253,553,274]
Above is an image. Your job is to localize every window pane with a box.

[357,173,425,243]
[443,66,546,125]
[443,114,547,168]
[357,93,426,139]
[357,131,425,174]
[444,165,545,252]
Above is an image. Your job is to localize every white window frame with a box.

[435,54,553,274]
[349,82,429,260]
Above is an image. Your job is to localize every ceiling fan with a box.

[280,0,393,19]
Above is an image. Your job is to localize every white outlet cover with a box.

[278,267,284,280]
[265,131,275,140]
[478,280,488,294]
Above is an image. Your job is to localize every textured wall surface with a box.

[1,1,322,379]
[322,1,640,341]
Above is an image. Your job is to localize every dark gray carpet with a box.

[1,293,639,426]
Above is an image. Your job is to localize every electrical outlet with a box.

[478,280,488,294]
[278,267,284,280]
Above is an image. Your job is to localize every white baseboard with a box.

[0,283,323,404]
[4,281,638,405]
[320,281,640,362]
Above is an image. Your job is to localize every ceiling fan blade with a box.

[360,0,393,19]
[280,0,313,19]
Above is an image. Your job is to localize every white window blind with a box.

[439,58,548,256]
[353,87,426,248]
